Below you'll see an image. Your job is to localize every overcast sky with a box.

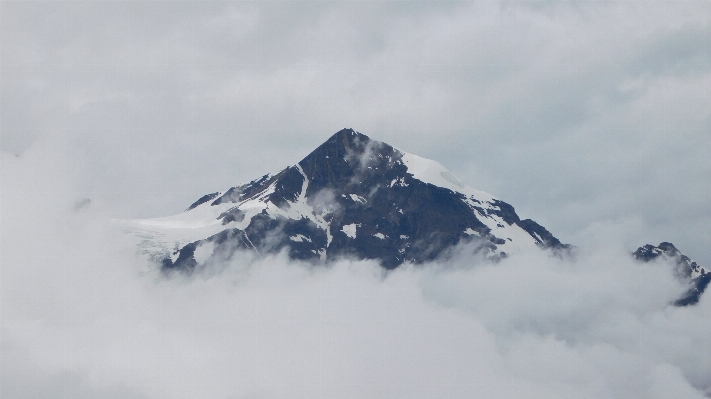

[2,1,710,264]
[2,2,711,398]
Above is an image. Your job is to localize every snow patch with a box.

[373,233,385,239]
[349,194,367,203]
[289,234,312,243]
[266,165,333,248]
[342,224,358,239]
[170,249,180,263]
[389,177,408,187]
[400,151,495,202]
[440,171,464,187]
[463,228,480,236]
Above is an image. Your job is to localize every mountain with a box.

[127,128,569,272]
[124,128,706,306]
[634,242,710,306]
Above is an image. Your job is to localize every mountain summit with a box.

[129,129,568,271]
[634,242,710,306]
[124,128,707,305]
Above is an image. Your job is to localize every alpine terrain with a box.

[634,242,710,306]
[125,128,707,305]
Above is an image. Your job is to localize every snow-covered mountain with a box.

[123,128,706,305]
[126,128,569,271]
[634,242,710,306]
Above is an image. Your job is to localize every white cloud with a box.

[2,2,710,397]
[1,143,709,398]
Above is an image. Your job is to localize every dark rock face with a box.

[634,242,709,306]
[155,129,707,309]
[162,129,567,272]
[186,192,219,211]
[516,218,569,250]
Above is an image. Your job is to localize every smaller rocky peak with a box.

[633,242,709,306]
[488,200,521,225]
[516,219,570,250]
[186,192,219,211]
[210,173,276,206]
[656,242,681,255]
[633,242,680,262]
[633,242,698,274]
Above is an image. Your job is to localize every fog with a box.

[2,132,709,399]
[3,2,710,398]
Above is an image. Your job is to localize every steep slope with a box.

[125,129,569,270]
[634,242,710,306]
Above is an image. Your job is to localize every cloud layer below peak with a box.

[2,145,710,399]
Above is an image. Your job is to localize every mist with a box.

[2,132,709,399]
[3,2,710,398]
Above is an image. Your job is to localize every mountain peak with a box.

[634,242,709,306]
[123,129,707,305]
[128,129,570,271]
[304,128,372,163]
[326,127,366,143]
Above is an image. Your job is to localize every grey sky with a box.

[2,2,710,264]
[2,3,711,397]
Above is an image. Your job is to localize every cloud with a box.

[2,2,710,397]
[2,141,709,399]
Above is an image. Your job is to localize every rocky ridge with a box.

[634,242,709,306]
[130,129,568,271]
[124,128,707,306]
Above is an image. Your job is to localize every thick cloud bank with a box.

[2,139,710,399]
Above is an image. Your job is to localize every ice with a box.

[349,194,367,203]
[400,151,495,202]
[342,223,358,239]
[290,234,312,243]
[266,165,332,248]
[125,142,553,266]
[463,228,479,236]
